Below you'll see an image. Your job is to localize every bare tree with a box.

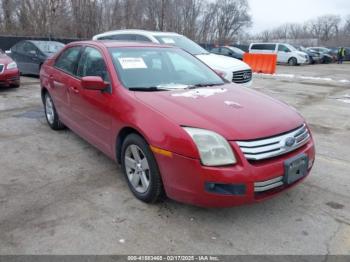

[0,0,252,42]
[307,15,341,42]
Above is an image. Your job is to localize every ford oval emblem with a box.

[285,137,296,147]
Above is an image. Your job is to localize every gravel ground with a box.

[0,64,349,255]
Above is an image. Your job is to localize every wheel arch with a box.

[41,86,48,104]
[288,56,298,64]
[116,126,146,164]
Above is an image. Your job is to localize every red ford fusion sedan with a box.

[0,50,20,88]
[40,41,315,208]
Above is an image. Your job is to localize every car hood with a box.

[0,54,12,64]
[134,85,304,140]
[296,51,308,56]
[196,53,250,71]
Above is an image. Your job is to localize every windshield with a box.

[154,35,209,55]
[320,47,331,53]
[109,47,224,90]
[285,44,297,52]
[228,46,245,55]
[34,41,65,54]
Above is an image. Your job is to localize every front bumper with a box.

[0,68,20,87]
[299,57,309,64]
[155,138,315,208]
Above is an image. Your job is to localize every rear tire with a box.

[44,92,65,130]
[288,57,297,66]
[121,134,164,203]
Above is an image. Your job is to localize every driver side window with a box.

[23,42,38,55]
[77,47,110,82]
[278,45,290,52]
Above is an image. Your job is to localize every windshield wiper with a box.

[128,87,172,92]
[187,83,225,89]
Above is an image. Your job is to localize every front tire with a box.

[288,57,297,66]
[44,92,65,130]
[121,134,164,203]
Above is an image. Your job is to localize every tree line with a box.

[254,14,350,46]
[0,0,252,43]
[1,0,349,46]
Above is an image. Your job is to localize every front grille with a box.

[0,64,4,74]
[232,69,252,84]
[254,176,283,192]
[236,124,310,161]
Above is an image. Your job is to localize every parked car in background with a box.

[210,46,245,60]
[306,47,333,63]
[93,30,253,86]
[294,45,321,64]
[249,43,309,66]
[7,40,65,75]
[345,47,350,61]
[40,41,315,207]
[0,49,20,88]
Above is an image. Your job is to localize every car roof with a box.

[66,40,174,49]
[93,29,180,39]
[28,40,64,45]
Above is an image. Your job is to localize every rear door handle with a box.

[70,86,80,94]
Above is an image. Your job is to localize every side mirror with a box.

[228,52,234,56]
[81,76,108,91]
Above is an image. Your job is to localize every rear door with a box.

[71,46,113,154]
[51,46,83,124]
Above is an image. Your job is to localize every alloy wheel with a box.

[124,144,150,194]
[45,95,54,125]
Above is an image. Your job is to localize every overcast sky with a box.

[249,0,350,33]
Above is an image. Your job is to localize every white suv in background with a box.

[93,30,252,86]
[249,43,309,66]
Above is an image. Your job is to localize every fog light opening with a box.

[205,182,246,196]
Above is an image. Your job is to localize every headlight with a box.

[6,62,17,70]
[183,127,236,166]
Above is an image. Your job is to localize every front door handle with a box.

[69,86,79,94]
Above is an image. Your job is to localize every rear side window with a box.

[251,44,276,51]
[220,48,231,55]
[77,47,110,82]
[211,48,220,54]
[55,46,82,75]
[136,35,151,42]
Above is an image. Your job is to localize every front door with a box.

[277,44,291,63]
[70,46,113,155]
[17,42,41,74]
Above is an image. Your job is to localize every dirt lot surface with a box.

[0,64,349,255]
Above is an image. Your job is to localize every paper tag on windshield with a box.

[161,38,175,44]
[118,57,147,69]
